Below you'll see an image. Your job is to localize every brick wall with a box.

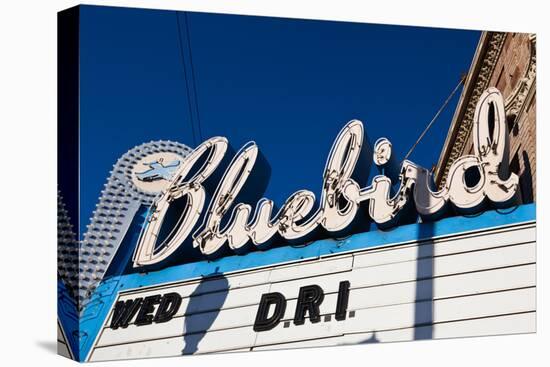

[462,33,536,203]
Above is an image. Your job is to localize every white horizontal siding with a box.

[90,288,535,361]
[113,225,534,303]
[88,222,536,361]
[97,263,535,346]
[352,225,535,268]
[104,240,534,327]
[252,312,536,351]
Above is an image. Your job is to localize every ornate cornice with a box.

[504,34,536,120]
[436,32,506,188]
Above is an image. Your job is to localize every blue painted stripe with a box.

[78,203,535,361]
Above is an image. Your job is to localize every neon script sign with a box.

[133,88,519,267]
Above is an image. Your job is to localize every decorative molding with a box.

[438,32,506,188]
[504,34,536,120]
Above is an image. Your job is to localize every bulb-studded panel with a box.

[61,140,192,310]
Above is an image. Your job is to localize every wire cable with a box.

[184,12,204,143]
[404,76,466,161]
[176,12,198,146]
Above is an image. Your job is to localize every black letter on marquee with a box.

[135,295,161,326]
[154,292,183,323]
[110,298,143,329]
[253,292,287,332]
[335,281,350,321]
[294,285,324,325]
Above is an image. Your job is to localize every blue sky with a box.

[77,5,480,237]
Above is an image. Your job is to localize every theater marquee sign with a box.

[58,88,536,361]
[133,88,519,265]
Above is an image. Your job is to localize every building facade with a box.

[435,32,536,203]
